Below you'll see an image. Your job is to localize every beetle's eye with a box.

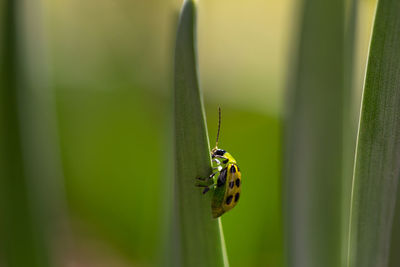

[215,149,226,156]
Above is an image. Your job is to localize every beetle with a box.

[196,107,242,218]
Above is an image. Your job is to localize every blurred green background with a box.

[0,0,377,266]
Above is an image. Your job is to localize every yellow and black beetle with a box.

[196,108,242,218]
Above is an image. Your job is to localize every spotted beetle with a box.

[196,108,242,218]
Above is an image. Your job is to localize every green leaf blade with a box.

[1,1,67,266]
[0,1,51,266]
[173,1,228,266]
[284,0,345,266]
[347,0,400,266]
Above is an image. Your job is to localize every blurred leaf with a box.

[347,0,400,266]
[0,0,67,266]
[284,0,345,266]
[173,1,228,266]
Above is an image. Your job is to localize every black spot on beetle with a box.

[234,193,240,202]
[235,178,240,187]
[230,165,236,173]
[223,159,229,164]
[217,168,227,187]
[229,181,234,188]
[226,195,233,205]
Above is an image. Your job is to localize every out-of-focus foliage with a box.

[284,0,345,266]
[0,0,380,266]
[1,0,67,266]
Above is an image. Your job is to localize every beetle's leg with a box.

[195,179,209,186]
[213,165,223,171]
[212,158,225,171]
[201,183,217,194]
[196,182,214,194]
[214,155,228,160]
[202,187,210,194]
[212,158,221,165]
[213,155,229,164]
[209,172,217,179]
[196,158,222,189]
[196,171,217,181]
[195,172,216,187]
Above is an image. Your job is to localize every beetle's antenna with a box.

[215,107,221,148]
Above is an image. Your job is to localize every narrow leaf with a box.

[0,0,67,266]
[173,1,228,266]
[347,0,400,266]
[0,1,50,266]
[284,0,345,266]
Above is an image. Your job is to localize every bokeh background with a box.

[0,0,377,266]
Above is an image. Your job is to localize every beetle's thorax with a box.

[211,147,236,164]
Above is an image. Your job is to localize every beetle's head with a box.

[211,147,226,158]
